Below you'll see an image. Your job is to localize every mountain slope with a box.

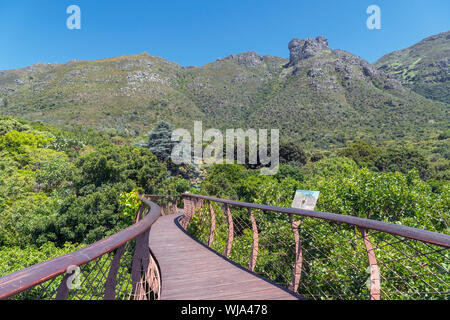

[0,54,205,135]
[247,38,448,147]
[0,35,448,149]
[375,30,450,104]
[177,52,288,128]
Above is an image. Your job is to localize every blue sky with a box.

[0,0,449,70]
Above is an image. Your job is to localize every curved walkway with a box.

[148,213,301,300]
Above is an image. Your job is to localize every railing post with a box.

[135,204,145,223]
[193,198,198,215]
[224,204,234,258]
[146,253,161,299]
[160,207,165,216]
[288,214,303,293]
[131,228,151,300]
[169,197,173,214]
[248,208,259,272]
[198,199,204,209]
[358,227,381,300]
[194,198,204,215]
[104,244,126,300]
[160,199,166,216]
[182,197,193,229]
[55,271,72,300]
[171,197,178,214]
[207,201,216,247]
[182,196,205,229]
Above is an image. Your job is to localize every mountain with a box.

[0,35,448,149]
[375,30,450,104]
[0,55,202,136]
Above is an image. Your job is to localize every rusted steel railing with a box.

[2,192,449,300]
[180,193,450,300]
[0,196,162,300]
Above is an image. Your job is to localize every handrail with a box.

[1,193,448,300]
[178,193,450,300]
[0,196,161,300]
[181,193,450,248]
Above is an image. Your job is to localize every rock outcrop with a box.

[288,36,331,66]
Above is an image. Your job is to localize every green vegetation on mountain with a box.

[0,34,448,151]
[0,116,190,276]
[375,30,450,104]
[0,116,448,299]
[0,31,449,298]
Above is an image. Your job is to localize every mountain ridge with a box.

[0,33,448,149]
[375,30,450,104]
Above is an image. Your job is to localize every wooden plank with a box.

[163,278,263,297]
[165,281,297,300]
[163,270,266,290]
[149,214,301,300]
[207,287,301,300]
[161,270,251,290]
[162,268,255,286]
[161,263,236,276]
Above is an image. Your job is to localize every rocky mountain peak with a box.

[288,36,331,66]
[220,51,264,67]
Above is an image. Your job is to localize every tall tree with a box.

[145,120,175,162]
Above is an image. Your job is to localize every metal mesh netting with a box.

[186,200,450,300]
[1,198,166,301]
[12,274,65,300]
[10,239,160,300]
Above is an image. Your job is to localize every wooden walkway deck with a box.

[149,213,301,300]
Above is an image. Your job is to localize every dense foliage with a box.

[0,117,190,278]
[188,154,449,299]
[1,32,448,151]
[0,116,448,300]
[375,30,450,104]
[1,29,448,299]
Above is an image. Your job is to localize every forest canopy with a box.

[0,117,448,285]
